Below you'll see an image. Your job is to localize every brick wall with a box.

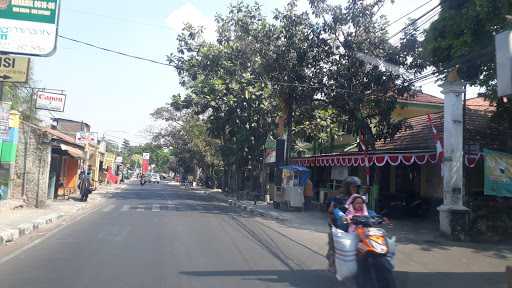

[12,123,51,207]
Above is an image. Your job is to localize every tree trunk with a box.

[285,92,294,164]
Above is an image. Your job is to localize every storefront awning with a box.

[60,144,85,159]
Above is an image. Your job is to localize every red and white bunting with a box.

[294,152,483,168]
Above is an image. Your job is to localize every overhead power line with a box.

[58,35,174,67]
[389,2,441,40]
[385,0,433,28]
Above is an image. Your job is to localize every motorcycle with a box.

[379,193,430,218]
[350,215,396,288]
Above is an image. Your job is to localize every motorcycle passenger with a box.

[345,194,369,233]
[326,176,362,273]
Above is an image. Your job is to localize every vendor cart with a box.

[273,165,310,211]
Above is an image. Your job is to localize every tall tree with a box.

[169,2,280,194]
[422,0,512,149]
[305,0,424,147]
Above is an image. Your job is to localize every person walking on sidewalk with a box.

[78,168,92,202]
[326,176,362,273]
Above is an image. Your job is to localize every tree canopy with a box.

[155,0,425,193]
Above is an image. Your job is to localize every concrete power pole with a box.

[437,69,470,240]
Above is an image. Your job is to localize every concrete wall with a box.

[11,123,52,207]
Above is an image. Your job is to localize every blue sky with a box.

[32,0,446,145]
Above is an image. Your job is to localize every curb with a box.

[1,211,74,247]
[208,192,287,221]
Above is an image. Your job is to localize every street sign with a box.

[142,153,150,160]
[0,0,61,56]
[75,132,98,145]
[0,56,28,82]
[35,91,65,112]
[115,156,123,163]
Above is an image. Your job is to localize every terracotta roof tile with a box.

[466,97,496,112]
[398,92,444,105]
[376,109,491,151]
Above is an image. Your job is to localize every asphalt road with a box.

[0,182,338,288]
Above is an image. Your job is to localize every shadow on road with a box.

[180,269,338,288]
[180,269,505,288]
[395,270,505,288]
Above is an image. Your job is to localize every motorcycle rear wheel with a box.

[356,254,396,288]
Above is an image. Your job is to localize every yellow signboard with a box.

[0,56,29,82]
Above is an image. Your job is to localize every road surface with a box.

[0,182,508,288]
[0,182,338,288]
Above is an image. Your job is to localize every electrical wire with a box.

[385,0,433,28]
[389,2,441,40]
[58,35,174,67]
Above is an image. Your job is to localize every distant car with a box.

[150,174,160,184]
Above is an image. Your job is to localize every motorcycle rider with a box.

[326,176,362,273]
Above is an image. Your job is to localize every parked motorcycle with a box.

[350,215,396,288]
[379,193,430,218]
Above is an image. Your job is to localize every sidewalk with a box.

[0,183,127,246]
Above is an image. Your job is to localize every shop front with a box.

[45,128,85,199]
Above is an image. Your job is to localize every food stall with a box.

[273,165,310,210]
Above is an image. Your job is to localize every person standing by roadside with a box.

[78,168,92,202]
[303,178,314,210]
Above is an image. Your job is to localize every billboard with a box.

[35,91,66,112]
[496,31,512,97]
[484,149,512,198]
[0,0,61,56]
[0,56,29,82]
[75,132,98,145]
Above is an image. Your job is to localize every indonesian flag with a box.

[427,114,444,160]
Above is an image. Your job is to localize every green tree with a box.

[422,0,512,148]
[151,109,222,179]
[126,143,172,173]
[121,138,130,160]
[169,2,280,194]
[307,0,424,147]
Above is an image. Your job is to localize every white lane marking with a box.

[152,204,160,212]
[136,205,145,212]
[121,205,130,211]
[0,203,103,265]
[102,204,116,212]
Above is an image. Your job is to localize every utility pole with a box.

[0,81,4,102]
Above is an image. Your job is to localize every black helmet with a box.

[344,176,361,194]
[344,176,362,187]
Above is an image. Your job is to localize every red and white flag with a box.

[427,114,444,160]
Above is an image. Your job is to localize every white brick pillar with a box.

[437,76,470,238]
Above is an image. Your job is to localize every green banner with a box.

[0,0,58,24]
[484,149,512,198]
